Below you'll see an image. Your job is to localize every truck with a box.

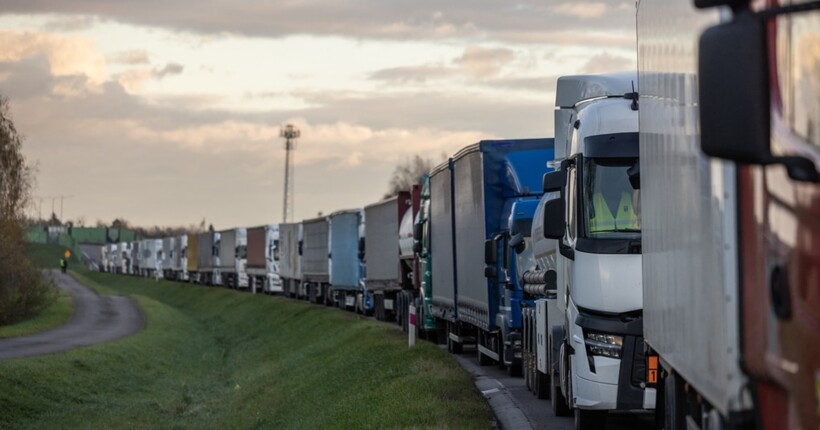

[363,192,410,321]
[429,159,457,349]
[115,242,129,274]
[140,239,162,278]
[246,224,281,293]
[186,233,199,283]
[279,223,302,298]
[637,1,820,429]
[397,185,422,333]
[197,231,221,285]
[161,237,174,279]
[539,73,655,427]
[218,228,248,289]
[173,234,188,281]
[412,175,440,340]
[301,217,331,304]
[328,210,363,310]
[128,241,138,275]
[438,139,551,377]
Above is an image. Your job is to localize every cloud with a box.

[454,46,516,79]
[579,52,635,74]
[0,31,107,87]
[108,49,150,65]
[1,1,635,47]
[369,45,519,85]
[369,65,453,83]
[41,15,96,32]
[113,62,184,91]
[152,62,184,79]
[555,2,609,19]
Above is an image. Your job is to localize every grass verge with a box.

[0,269,493,429]
[0,288,73,339]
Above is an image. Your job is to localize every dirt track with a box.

[0,270,144,360]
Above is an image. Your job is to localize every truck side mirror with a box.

[484,266,497,279]
[698,8,818,182]
[509,233,525,255]
[542,170,566,194]
[484,239,497,265]
[298,241,303,256]
[543,198,565,240]
[413,240,422,254]
[413,223,422,241]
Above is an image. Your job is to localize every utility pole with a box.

[280,124,300,223]
[58,195,74,221]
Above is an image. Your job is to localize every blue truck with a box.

[432,138,553,374]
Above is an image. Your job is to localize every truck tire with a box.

[574,409,606,429]
[664,371,686,430]
[549,335,571,417]
[535,370,550,400]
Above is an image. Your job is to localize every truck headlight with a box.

[584,332,623,358]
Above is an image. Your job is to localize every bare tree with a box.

[0,96,55,326]
[383,154,437,199]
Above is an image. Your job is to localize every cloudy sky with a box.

[0,1,636,229]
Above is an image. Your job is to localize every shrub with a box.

[0,96,55,326]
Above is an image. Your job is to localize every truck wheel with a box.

[664,371,686,430]
[535,370,550,400]
[574,409,606,429]
[549,338,571,417]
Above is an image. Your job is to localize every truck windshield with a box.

[582,158,641,239]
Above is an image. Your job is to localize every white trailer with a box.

[161,237,174,279]
[172,234,189,281]
[278,223,302,298]
[637,1,820,429]
[218,228,248,289]
[139,239,162,278]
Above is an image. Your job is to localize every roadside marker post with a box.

[408,305,416,347]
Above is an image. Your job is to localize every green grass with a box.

[0,270,493,429]
[0,289,73,339]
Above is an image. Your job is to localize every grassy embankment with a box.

[0,244,77,338]
[0,259,493,429]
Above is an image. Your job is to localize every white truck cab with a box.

[540,73,655,428]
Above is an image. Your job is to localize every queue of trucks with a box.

[94,0,818,428]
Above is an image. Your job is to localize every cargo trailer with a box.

[363,192,410,321]
[637,1,820,428]
[429,160,456,334]
[139,239,162,278]
[301,216,331,304]
[186,233,199,283]
[278,223,302,298]
[218,228,248,289]
[328,210,363,310]
[161,237,174,279]
[246,224,280,293]
[173,234,189,281]
[197,231,221,285]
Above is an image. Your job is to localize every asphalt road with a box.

[0,270,144,360]
[452,344,656,430]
